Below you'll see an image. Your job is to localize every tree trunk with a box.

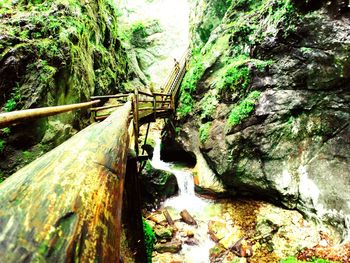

[0,102,132,262]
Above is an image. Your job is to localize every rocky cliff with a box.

[0,0,131,177]
[175,0,350,239]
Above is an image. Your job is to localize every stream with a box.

[150,139,215,262]
[146,139,330,263]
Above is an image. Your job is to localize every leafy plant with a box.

[200,93,218,120]
[3,86,21,112]
[199,122,212,143]
[1,128,11,135]
[217,55,251,94]
[227,91,261,126]
[143,218,155,263]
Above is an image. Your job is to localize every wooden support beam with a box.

[0,102,132,262]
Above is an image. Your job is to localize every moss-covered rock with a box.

[140,160,178,210]
[0,0,131,178]
[176,0,350,239]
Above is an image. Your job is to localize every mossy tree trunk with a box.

[0,102,133,262]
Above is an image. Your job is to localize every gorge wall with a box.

[175,0,350,239]
[0,0,131,177]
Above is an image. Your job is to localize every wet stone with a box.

[154,225,174,240]
[154,239,182,253]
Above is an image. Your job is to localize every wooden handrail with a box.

[92,49,191,126]
[138,91,153,97]
[0,100,100,128]
[90,94,128,100]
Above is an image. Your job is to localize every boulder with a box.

[180,209,197,225]
[154,239,182,254]
[154,225,174,240]
[140,161,178,209]
[176,0,350,238]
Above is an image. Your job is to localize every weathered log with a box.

[163,209,174,226]
[180,209,197,225]
[0,102,132,262]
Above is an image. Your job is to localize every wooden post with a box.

[123,150,147,263]
[0,102,132,262]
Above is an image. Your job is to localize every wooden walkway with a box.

[90,51,188,134]
[0,51,189,263]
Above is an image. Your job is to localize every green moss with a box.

[1,128,11,135]
[0,139,4,153]
[0,170,4,184]
[22,150,34,161]
[199,122,212,143]
[143,218,155,263]
[281,256,339,263]
[177,92,194,119]
[227,91,261,126]
[200,93,218,120]
[3,86,21,112]
[145,161,153,174]
[219,57,250,93]
[177,51,205,119]
[217,56,272,99]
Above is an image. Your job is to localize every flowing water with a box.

[150,139,216,263]
[148,139,330,263]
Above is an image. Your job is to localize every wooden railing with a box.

[0,100,100,129]
[91,49,190,128]
[0,51,191,262]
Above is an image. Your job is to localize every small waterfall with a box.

[150,139,214,263]
[150,139,205,212]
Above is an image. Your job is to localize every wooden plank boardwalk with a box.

[0,51,190,262]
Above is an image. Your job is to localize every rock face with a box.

[0,0,131,177]
[140,161,178,210]
[175,0,350,238]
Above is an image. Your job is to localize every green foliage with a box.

[125,21,148,46]
[131,22,147,38]
[177,52,205,119]
[0,139,4,153]
[1,128,11,135]
[144,161,153,174]
[3,86,21,112]
[220,58,250,93]
[199,122,212,143]
[200,93,218,120]
[143,218,155,263]
[0,170,4,184]
[281,256,339,263]
[177,92,194,119]
[228,91,261,126]
[4,98,17,112]
[217,56,272,95]
[22,150,34,161]
[182,56,205,94]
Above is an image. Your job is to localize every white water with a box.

[150,139,206,212]
[150,139,215,263]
